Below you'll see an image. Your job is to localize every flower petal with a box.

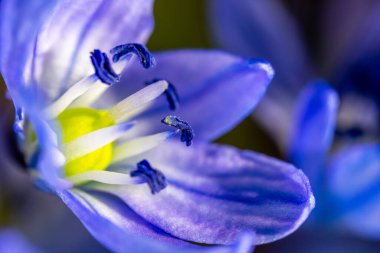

[288,81,339,187]
[0,0,58,106]
[103,49,273,141]
[0,229,43,253]
[320,0,380,77]
[207,0,311,91]
[59,189,255,253]
[327,143,380,238]
[207,0,313,149]
[97,141,314,245]
[34,0,154,99]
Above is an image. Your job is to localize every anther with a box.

[110,43,156,69]
[146,79,179,110]
[161,116,194,146]
[130,160,167,194]
[90,49,120,85]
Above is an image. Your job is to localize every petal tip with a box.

[246,59,275,80]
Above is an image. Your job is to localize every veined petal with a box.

[97,141,314,245]
[33,0,154,99]
[103,50,273,141]
[327,143,380,238]
[59,189,256,253]
[0,0,58,106]
[288,81,339,187]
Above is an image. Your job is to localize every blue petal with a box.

[207,0,313,148]
[0,0,58,107]
[207,0,311,90]
[327,143,380,238]
[288,81,339,188]
[103,49,273,141]
[97,141,314,245]
[34,0,154,99]
[0,229,43,253]
[59,189,256,253]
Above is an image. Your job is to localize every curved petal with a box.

[59,189,255,253]
[97,141,314,245]
[34,0,154,99]
[288,81,339,187]
[103,49,273,141]
[0,0,58,106]
[207,0,313,150]
[327,143,380,238]
[207,0,311,92]
[0,229,43,253]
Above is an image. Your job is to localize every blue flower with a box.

[0,0,315,252]
[208,0,380,238]
[0,229,43,253]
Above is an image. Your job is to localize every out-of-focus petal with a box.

[34,0,154,99]
[0,229,43,253]
[320,0,380,77]
[207,0,311,92]
[103,50,273,141]
[97,141,314,245]
[59,189,256,253]
[327,143,380,238]
[288,81,339,187]
[207,0,313,149]
[0,0,58,106]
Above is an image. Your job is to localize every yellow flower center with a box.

[57,107,115,177]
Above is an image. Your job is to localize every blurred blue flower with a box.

[0,0,315,252]
[208,0,380,239]
[0,229,43,253]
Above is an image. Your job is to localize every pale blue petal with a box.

[0,229,43,253]
[103,49,273,141]
[327,143,380,238]
[288,81,339,187]
[98,141,314,245]
[34,0,154,99]
[59,189,255,253]
[0,0,58,106]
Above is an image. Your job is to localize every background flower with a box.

[208,0,380,252]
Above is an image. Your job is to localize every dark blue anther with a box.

[90,49,120,85]
[110,43,156,69]
[130,160,167,194]
[146,79,179,110]
[161,116,194,146]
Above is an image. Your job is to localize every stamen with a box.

[67,170,143,185]
[111,131,176,164]
[108,80,169,123]
[45,75,98,117]
[63,121,135,162]
[161,116,194,146]
[110,43,155,69]
[69,82,108,108]
[90,49,120,85]
[130,160,167,194]
[146,79,179,110]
